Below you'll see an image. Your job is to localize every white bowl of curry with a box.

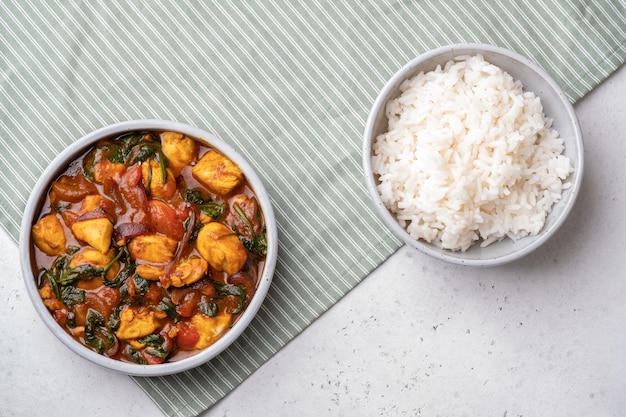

[19,120,278,376]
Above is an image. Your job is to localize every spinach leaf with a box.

[138,334,171,360]
[233,203,268,257]
[96,142,124,164]
[53,202,70,213]
[198,301,218,317]
[59,264,104,286]
[183,188,206,205]
[38,252,71,297]
[127,346,147,365]
[133,276,150,296]
[84,309,117,354]
[38,246,103,299]
[158,298,180,323]
[61,286,85,308]
[82,142,124,180]
[102,247,134,288]
[215,282,246,314]
[39,267,61,299]
[119,133,146,156]
[126,141,168,184]
[138,334,163,347]
[184,188,225,220]
[108,306,122,331]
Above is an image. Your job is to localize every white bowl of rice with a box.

[363,44,583,267]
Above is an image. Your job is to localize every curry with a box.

[30,130,267,364]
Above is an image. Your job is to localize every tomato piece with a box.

[144,282,163,305]
[51,174,98,203]
[85,286,120,320]
[229,272,256,304]
[103,177,126,214]
[220,295,242,315]
[176,322,200,350]
[148,200,184,240]
[161,332,175,352]
[119,165,148,212]
[53,309,68,326]
[194,278,217,298]
[59,210,79,229]
[82,195,116,221]
[176,291,200,318]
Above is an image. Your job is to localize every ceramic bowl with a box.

[363,44,584,267]
[19,119,278,376]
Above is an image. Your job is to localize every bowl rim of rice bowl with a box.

[362,43,584,267]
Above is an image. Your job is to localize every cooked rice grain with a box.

[372,55,573,251]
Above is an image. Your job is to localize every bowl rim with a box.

[362,43,584,267]
[19,119,278,376]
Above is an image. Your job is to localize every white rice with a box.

[372,54,573,251]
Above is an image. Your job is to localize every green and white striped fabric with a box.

[1,1,624,416]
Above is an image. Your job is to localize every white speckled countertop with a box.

[1,63,625,417]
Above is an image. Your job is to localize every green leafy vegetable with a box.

[138,334,170,360]
[102,247,134,288]
[84,309,117,354]
[61,286,85,308]
[184,188,225,219]
[215,282,246,314]
[127,346,147,365]
[41,246,125,291]
[108,306,122,331]
[126,141,167,183]
[82,142,124,180]
[58,264,104,286]
[158,298,180,322]
[133,276,150,296]
[118,132,168,183]
[233,203,268,257]
[198,301,218,317]
[38,253,75,298]
[138,334,161,345]
[67,245,80,255]
[53,202,70,213]
[119,133,147,156]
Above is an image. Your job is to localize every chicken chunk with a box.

[71,217,114,253]
[79,195,116,219]
[32,213,67,256]
[116,307,167,340]
[135,263,164,281]
[192,150,243,196]
[142,159,176,200]
[70,247,120,283]
[187,313,232,350]
[160,131,198,174]
[136,256,208,288]
[93,157,125,184]
[39,285,64,311]
[196,222,247,275]
[128,234,178,263]
[167,256,209,288]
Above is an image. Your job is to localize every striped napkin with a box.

[1,1,624,416]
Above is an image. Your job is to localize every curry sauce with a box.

[31,130,267,364]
